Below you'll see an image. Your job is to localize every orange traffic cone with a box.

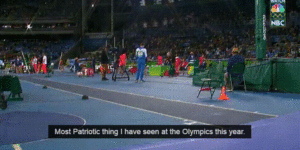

[218,86,230,100]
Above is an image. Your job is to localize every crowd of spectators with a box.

[1,0,299,65]
[0,38,75,62]
[128,1,255,32]
[120,1,300,62]
[0,23,77,31]
[117,21,299,63]
[0,0,81,20]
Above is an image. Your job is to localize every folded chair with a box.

[197,62,224,99]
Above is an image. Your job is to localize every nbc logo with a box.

[271,4,285,13]
[271,20,285,26]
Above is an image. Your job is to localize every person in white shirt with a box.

[42,54,47,74]
[32,56,38,73]
[135,43,147,83]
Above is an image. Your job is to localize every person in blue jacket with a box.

[135,43,147,83]
[224,47,245,89]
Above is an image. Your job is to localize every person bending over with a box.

[118,49,127,75]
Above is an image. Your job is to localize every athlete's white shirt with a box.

[43,55,47,65]
[136,47,147,58]
[33,58,37,65]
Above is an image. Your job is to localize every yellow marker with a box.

[12,144,22,150]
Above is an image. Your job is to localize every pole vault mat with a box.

[0,111,85,145]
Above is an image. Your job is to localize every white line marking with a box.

[6,80,88,146]
[27,77,278,117]
[183,119,198,125]
[16,111,87,145]
[183,121,198,125]
[8,113,85,146]
[20,80,210,125]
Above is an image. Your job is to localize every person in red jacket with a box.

[199,53,204,66]
[199,53,206,70]
[157,53,163,65]
[37,56,42,73]
[180,58,188,75]
[119,53,126,67]
[175,55,181,76]
[118,49,127,75]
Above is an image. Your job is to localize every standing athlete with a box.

[100,47,109,81]
[42,54,47,74]
[32,55,38,73]
[135,43,147,83]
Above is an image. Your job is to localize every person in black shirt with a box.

[92,56,96,72]
[224,47,245,90]
[74,58,81,72]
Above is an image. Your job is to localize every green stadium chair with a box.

[229,62,247,92]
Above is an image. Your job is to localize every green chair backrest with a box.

[215,62,224,75]
[207,63,217,74]
[210,62,224,81]
[231,62,245,74]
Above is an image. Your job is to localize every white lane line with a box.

[28,77,278,117]
[15,111,87,145]
[7,81,88,147]
[183,119,198,125]
[20,80,210,125]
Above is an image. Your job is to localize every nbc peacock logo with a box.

[271,4,285,13]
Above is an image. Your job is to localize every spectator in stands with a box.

[199,53,204,67]
[175,55,181,76]
[157,53,163,65]
[180,58,188,75]
[164,52,172,66]
[224,47,245,90]
[100,47,109,81]
[187,51,196,64]
[199,53,206,70]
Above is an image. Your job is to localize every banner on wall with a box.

[270,0,286,27]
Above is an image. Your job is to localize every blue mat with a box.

[116,111,300,150]
[0,111,84,145]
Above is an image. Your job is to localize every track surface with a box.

[19,75,274,125]
[0,72,299,150]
